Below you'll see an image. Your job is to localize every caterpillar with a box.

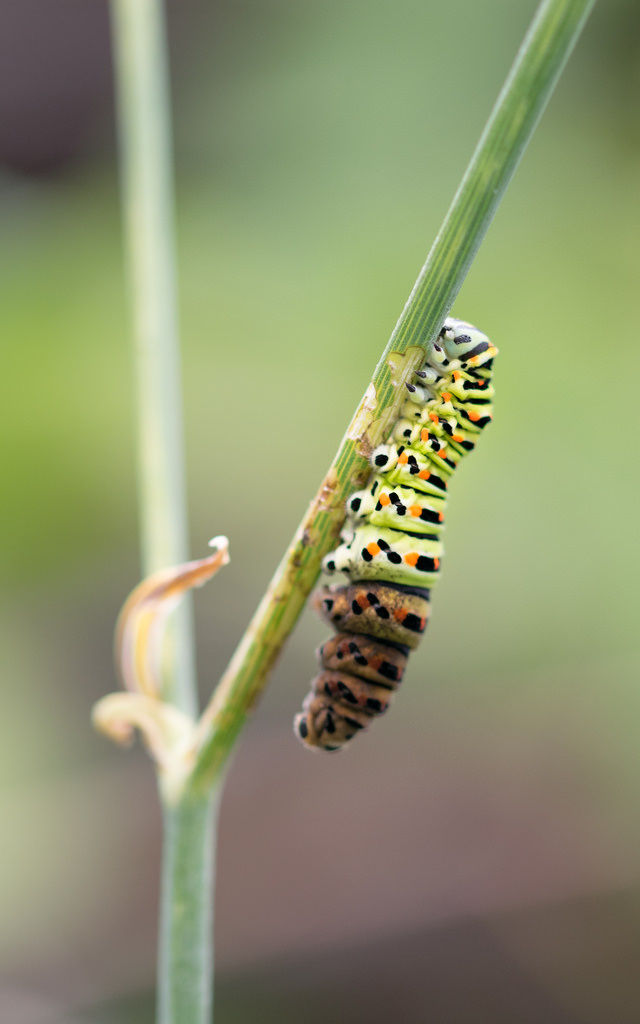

[294,317,497,752]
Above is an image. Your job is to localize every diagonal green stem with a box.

[191,0,596,793]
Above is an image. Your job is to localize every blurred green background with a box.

[2,0,640,1021]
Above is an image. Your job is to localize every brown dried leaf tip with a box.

[92,537,229,798]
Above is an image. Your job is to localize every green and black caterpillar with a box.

[294,317,498,751]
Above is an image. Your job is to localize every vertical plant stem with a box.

[158,793,219,1024]
[110,1,214,1022]
[111,0,196,718]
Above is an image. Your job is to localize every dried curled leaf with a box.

[92,692,194,771]
[92,538,230,798]
[115,536,229,697]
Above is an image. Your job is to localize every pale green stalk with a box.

[157,794,219,1024]
[110,0,196,718]
[110,1,215,1022]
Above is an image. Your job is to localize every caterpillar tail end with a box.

[293,586,420,752]
[293,699,349,753]
[294,674,390,752]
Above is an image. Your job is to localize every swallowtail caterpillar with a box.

[294,317,497,751]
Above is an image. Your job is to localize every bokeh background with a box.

[2,0,640,1021]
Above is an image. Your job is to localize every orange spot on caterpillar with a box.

[453,433,464,443]
[429,413,439,423]
[379,493,391,506]
[441,391,451,402]
[453,371,461,381]
[468,411,480,422]
[356,594,369,610]
[394,608,407,622]
[438,512,444,522]
[398,452,409,465]
[418,469,431,480]
[409,505,422,517]
[404,552,419,567]
[434,557,440,569]
[367,542,381,557]
[420,428,429,442]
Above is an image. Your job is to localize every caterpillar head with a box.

[433,318,492,367]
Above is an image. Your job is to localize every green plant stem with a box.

[111,0,197,719]
[191,0,596,792]
[110,2,212,1023]
[157,793,219,1024]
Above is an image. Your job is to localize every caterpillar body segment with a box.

[313,580,430,648]
[347,481,447,537]
[295,688,378,750]
[318,633,408,686]
[325,524,443,588]
[294,317,497,751]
